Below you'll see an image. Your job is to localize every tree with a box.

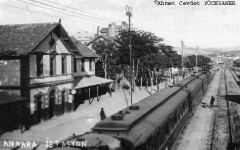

[114,29,163,86]
[185,55,196,71]
[92,39,118,78]
[185,55,212,71]
[198,55,211,69]
[158,44,181,85]
[233,59,240,67]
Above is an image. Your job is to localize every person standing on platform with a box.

[100,108,106,120]
[210,96,215,107]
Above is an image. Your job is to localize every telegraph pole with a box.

[196,46,199,72]
[126,5,133,105]
[181,40,184,78]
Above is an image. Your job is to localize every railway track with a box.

[211,68,240,150]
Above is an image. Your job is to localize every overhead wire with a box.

[0,2,99,28]
[16,0,109,24]
[43,0,122,22]
[29,0,110,23]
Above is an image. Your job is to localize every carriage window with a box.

[148,139,154,150]
[160,127,165,146]
[173,113,177,125]
[157,127,163,146]
[180,104,183,116]
[170,115,175,128]
[165,121,170,136]
[177,107,181,119]
[185,100,188,111]
[182,102,185,112]
[152,135,157,150]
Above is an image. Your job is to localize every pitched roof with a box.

[71,37,99,58]
[85,35,113,46]
[74,76,113,89]
[0,23,58,56]
[76,42,99,58]
[0,22,80,57]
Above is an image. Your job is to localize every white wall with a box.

[29,32,73,83]
[83,58,95,75]
[30,83,73,114]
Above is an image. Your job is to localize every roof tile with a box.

[0,23,58,56]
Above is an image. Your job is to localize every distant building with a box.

[100,22,128,39]
[72,31,94,45]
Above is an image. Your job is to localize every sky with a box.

[0,0,240,49]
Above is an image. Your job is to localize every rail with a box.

[224,68,233,149]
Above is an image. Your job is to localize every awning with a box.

[0,92,27,105]
[74,76,113,89]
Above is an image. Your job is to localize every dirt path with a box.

[176,69,221,150]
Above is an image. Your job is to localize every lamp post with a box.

[181,40,184,78]
[196,46,199,72]
[126,5,133,105]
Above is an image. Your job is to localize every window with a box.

[74,58,77,72]
[81,58,85,72]
[173,113,177,125]
[36,54,43,77]
[62,90,66,114]
[89,58,93,70]
[49,38,55,47]
[49,90,56,118]
[170,115,175,128]
[50,55,56,76]
[165,122,170,136]
[62,55,67,74]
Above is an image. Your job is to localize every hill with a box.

[173,47,213,56]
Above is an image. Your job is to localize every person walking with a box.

[210,96,215,107]
[100,108,106,120]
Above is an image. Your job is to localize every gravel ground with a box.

[176,69,220,150]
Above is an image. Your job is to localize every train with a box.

[49,69,218,150]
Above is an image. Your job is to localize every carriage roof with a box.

[93,87,181,131]
[198,74,208,80]
[93,90,188,147]
[176,76,196,87]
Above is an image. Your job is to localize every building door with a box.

[49,90,55,119]
[62,91,66,114]
[37,95,42,123]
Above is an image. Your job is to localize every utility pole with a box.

[126,5,133,105]
[181,40,184,78]
[196,46,199,72]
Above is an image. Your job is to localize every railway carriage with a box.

[49,71,215,150]
[198,74,209,93]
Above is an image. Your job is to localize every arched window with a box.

[36,95,42,123]
[62,91,66,114]
[49,90,55,118]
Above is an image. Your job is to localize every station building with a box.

[0,21,113,132]
[0,21,80,125]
